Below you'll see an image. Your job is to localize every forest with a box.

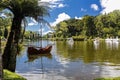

[0,17,40,41]
[1,10,120,41]
[53,10,120,40]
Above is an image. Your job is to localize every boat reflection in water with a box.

[16,40,120,80]
[26,52,52,62]
[25,51,53,78]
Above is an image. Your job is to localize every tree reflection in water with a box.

[56,41,120,64]
[15,41,120,80]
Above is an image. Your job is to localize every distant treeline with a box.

[53,10,120,40]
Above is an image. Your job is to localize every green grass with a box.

[4,69,26,80]
[94,77,120,80]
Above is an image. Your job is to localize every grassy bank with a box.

[94,77,120,80]
[4,69,26,80]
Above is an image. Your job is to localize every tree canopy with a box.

[0,0,50,72]
[54,10,120,39]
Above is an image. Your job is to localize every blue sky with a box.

[47,0,102,21]
[26,0,120,35]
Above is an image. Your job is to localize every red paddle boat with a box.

[27,45,52,54]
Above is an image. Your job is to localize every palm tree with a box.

[0,0,50,72]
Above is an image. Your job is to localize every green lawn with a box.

[4,69,26,80]
[94,77,120,80]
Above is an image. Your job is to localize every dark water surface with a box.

[16,40,120,80]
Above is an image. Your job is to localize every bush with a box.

[72,35,86,41]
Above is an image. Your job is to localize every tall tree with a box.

[83,15,96,38]
[0,0,49,72]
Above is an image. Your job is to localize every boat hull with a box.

[27,45,52,54]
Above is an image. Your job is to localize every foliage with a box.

[0,0,50,41]
[0,18,10,39]
[72,35,86,41]
[24,31,40,40]
[17,44,23,54]
[54,10,120,39]
[4,69,26,80]
[1,0,50,72]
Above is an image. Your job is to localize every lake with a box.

[15,40,120,80]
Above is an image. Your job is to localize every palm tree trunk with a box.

[2,16,22,72]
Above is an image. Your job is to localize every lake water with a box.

[16,40,120,80]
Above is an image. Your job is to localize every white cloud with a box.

[75,16,82,20]
[91,4,99,11]
[42,30,53,36]
[100,0,120,14]
[38,28,53,36]
[81,8,87,12]
[40,0,65,8]
[40,0,61,3]
[58,4,65,8]
[51,12,71,26]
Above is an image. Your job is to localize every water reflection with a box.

[67,38,74,48]
[16,41,120,80]
[57,41,120,64]
[93,41,99,50]
[26,53,52,62]
[105,39,119,50]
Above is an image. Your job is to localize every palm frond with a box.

[37,16,51,30]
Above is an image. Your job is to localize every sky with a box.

[23,0,120,35]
